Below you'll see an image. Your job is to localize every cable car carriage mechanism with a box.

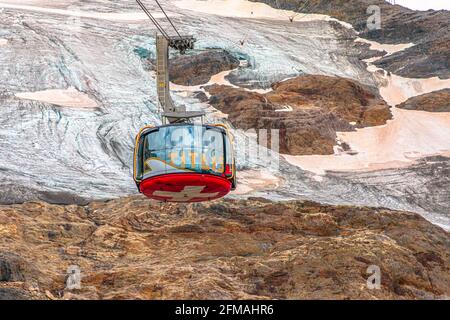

[133,1,236,203]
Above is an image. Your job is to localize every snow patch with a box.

[171,70,236,92]
[0,38,7,46]
[0,2,179,21]
[283,36,450,175]
[15,87,98,108]
[0,0,74,7]
[356,38,450,107]
[284,107,450,174]
[275,105,293,112]
[174,0,352,27]
[233,170,281,195]
[355,37,414,56]
[380,72,450,107]
[171,69,271,95]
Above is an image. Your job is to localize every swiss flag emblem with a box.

[153,186,219,202]
[140,174,232,203]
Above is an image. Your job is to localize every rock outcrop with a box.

[135,48,240,86]
[253,0,450,79]
[169,50,240,86]
[0,196,448,300]
[206,75,391,155]
[397,89,450,112]
[374,38,450,79]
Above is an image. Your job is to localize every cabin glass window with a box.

[142,125,225,178]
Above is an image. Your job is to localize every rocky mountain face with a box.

[0,196,448,300]
[0,0,449,302]
[252,0,450,79]
[374,37,450,79]
[206,75,390,155]
[398,89,450,112]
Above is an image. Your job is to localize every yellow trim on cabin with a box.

[133,125,154,182]
[210,123,235,180]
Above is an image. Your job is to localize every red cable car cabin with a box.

[133,123,236,202]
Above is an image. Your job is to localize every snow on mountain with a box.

[0,0,449,229]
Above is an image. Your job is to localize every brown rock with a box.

[269,75,391,127]
[0,196,448,300]
[0,253,26,282]
[206,75,391,155]
[65,246,81,256]
[169,50,240,86]
[397,89,450,112]
[45,290,57,300]
[0,287,33,300]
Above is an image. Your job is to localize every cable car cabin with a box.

[134,124,236,203]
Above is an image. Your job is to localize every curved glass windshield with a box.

[140,125,228,179]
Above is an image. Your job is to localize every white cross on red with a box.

[153,186,219,202]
